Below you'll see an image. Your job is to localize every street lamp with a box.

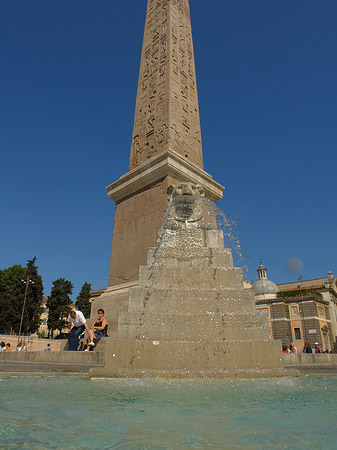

[18,274,34,343]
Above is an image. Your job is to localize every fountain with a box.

[89,1,299,378]
[1,374,336,449]
[90,183,295,378]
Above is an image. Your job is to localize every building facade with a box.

[252,265,336,352]
[277,272,337,349]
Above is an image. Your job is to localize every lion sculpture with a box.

[164,182,214,230]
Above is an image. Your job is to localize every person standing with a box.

[67,309,90,351]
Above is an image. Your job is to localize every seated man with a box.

[67,309,90,351]
[87,309,108,347]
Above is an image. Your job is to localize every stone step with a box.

[90,366,296,379]
[139,266,243,290]
[117,311,268,341]
[0,349,105,373]
[156,228,225,250]
[146,247,234,269]
[128,287,257,314]
[90,287,130,331]
[97,338,282,372]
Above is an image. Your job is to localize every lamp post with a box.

[18,274,34,343]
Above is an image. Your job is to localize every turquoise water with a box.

[0,375,336,449]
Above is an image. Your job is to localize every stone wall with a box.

[0,340,107,373]
[282,352,337,368]
[0,335,66,352]
[270,303,292,343]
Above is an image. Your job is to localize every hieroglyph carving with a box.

[129,0,203,170]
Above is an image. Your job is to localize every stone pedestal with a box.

[106,150,224,287]
[90,228,293,378]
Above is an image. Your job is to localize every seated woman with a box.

[88,309,108,347]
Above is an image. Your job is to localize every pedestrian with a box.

[289,343,296,353]
[5,343,11,352]
[0,342,6,352]
[303,342,313,353]
[314,342,322,353]
[44,343,51,351]
[67,309,90,351]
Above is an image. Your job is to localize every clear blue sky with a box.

[1,0,336,300]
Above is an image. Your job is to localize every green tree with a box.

[75,282,92,318]
[22,257,44,334]
[46,278,73,337]
[0,257,44,334]
[0,265,25,333]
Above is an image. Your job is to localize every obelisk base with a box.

[90,227,299,379]
[106,149,224,287]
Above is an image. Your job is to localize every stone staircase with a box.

[90,228,294,378]
[0,339,107,374]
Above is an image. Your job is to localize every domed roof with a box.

[252,263,279,295]
[252,279,279,295]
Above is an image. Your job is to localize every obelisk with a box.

[89,0,296,380]
[106,0,224,288]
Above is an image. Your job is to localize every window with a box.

[294,328,301,340]
[291,306,298,316]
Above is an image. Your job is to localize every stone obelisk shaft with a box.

[130,0,203,170]
[105,0,223,289]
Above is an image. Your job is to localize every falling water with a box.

[156,194,247,273]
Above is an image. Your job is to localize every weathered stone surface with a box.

[129,0,203,170]
[108,179,169,286]
[91,225,288,378]
[91,282,135,335]
[147,247,233,268]
[128,287,256,314]
[117,312,268,341]
[138,265,243,290]
[89,339,287,378]
[0,347,105,373]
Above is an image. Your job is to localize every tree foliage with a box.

[46,278,74,336]
[277,289,323,299]
[75,282,92,318]
[0,265,25,333]
[24,257,44,333]
[0,257,44,334]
